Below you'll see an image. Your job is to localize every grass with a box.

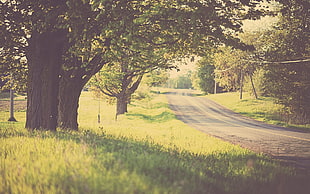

[205,92,310,131]
[0,91,309,193]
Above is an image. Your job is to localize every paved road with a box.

[166,89,310,171]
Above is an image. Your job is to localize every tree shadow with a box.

[127,111,175,123]
[130,101,168,109]
[1,129,309,194]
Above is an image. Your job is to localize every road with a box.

[166,89,310,171]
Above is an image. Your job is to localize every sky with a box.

[242,16,278,32]
[169,57,200,78]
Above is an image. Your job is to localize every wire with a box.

[248,58,310,64]
[214,58,310,73]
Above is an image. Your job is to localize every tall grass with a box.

[0,91,309,193]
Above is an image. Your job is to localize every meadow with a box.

[0,91,309,193]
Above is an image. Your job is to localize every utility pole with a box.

[8,74,17,122]
[213,72,217,94]
[214,81,217,94]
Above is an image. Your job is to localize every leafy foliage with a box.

[194,0,309,124]
[1,0,274,130]
[195,56,216,94]
[212,47,244,92]
[258,0,310,124]
[144,70,169,88]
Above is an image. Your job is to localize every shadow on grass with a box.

[239,111,278,120]
[191,93,205,97]
[1,128,309,194]
[127,111,175,123]
[130,102,168,109]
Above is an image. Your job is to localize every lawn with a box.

[0,91,309,193]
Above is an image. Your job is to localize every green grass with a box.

[0,91,309,193]
[205,92,310,131]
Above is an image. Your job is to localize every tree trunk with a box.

[58,75,84,130]
[26,30,67,131]
[58,55,105,130]
[116,92,128,117]
[115,75,143,118]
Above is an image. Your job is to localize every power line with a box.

[248,58,310,64]
[214,58,310,73]
[214,66,234,72]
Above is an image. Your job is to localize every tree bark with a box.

[58,74,84,130]
[26,30,67,131]
[116,92,128,117]
[115,75,143,118]
[58,55,105,130]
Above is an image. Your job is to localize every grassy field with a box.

[205,92,310,131]
[0,91,309,193]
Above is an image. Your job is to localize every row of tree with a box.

[0,0,280,131]
[194,0,310,124]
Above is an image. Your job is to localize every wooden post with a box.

[214,80,217,94]
[8,74,17,122]
[240,69,243,100]
[249,74,258,99]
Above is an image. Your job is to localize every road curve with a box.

[166,89,310,171]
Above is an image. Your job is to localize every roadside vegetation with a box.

[187,1,310,126]
[205,92,310,131]
[1,91,309,194]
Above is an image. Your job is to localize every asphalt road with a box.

[166,89,310,171]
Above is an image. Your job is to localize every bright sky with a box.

[169,57,200,78]
[242,16,278,32]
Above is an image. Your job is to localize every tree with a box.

[213,47,245,92]
[90,46,173,117]
[234,0,310,123]
[174,71,193,89]
[58,55,106,130]
[26,29,68,130]
[144,70,169,88]
[91,65,143,117]
[0,0,28,92]
[196,56,216,94]
[1,0,271,130]
[261,7,310,123]
[0,0,116,130]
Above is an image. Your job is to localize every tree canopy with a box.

[260,0,310,124]
[1,0,272,130]
[194,0,309,123]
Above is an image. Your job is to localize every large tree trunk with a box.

[58,55,105,130]
[58,75,84,130]
[26,30,67,131]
